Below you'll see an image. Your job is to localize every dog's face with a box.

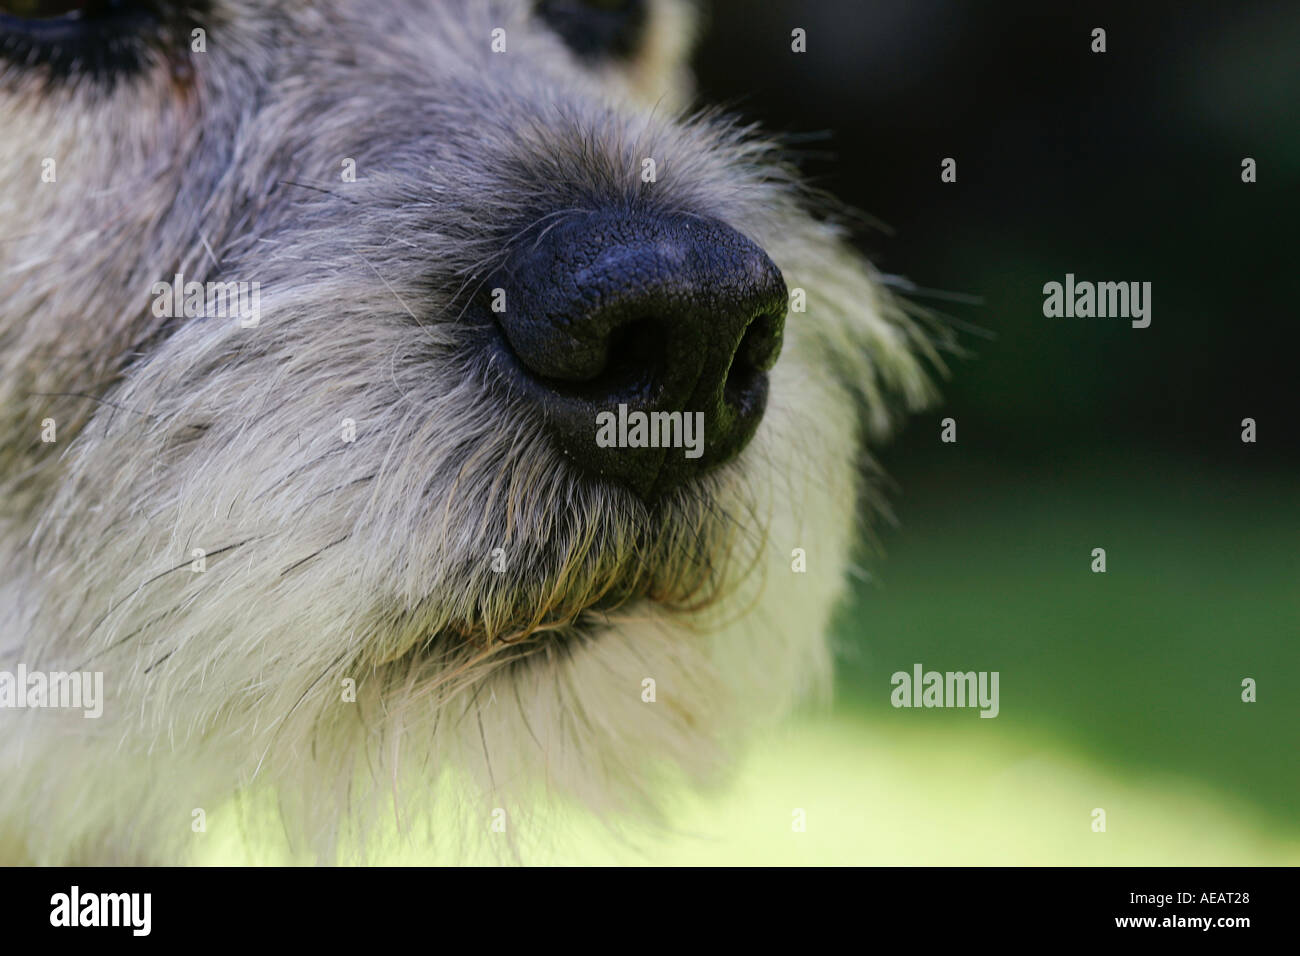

[0,0,934,857]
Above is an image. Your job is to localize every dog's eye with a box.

[0,1,165,80]
[4,1,94,13]
[536,0,649,61]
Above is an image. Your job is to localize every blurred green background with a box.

[683,0,1300,863]
[207,0,1298,864]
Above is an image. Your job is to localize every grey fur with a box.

[0,0,937,863]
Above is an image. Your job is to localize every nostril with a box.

[534,315,666,404]
[740,310,785,372]
[724,309,783,404]
[600,317,665,400]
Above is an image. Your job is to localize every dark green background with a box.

[697,0,1299,845]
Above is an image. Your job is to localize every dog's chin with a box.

[410,596,630,659]
[388,472,749,675]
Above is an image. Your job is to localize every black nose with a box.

[489,211,787,499]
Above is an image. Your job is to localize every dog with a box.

[0,0,938,863]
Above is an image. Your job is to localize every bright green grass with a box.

[836,450,1299,838]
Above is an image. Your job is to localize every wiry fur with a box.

[0,0,937,863]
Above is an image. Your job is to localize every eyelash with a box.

[0,2,168,83]
[0,1,646,85]
[535,0,648,62]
